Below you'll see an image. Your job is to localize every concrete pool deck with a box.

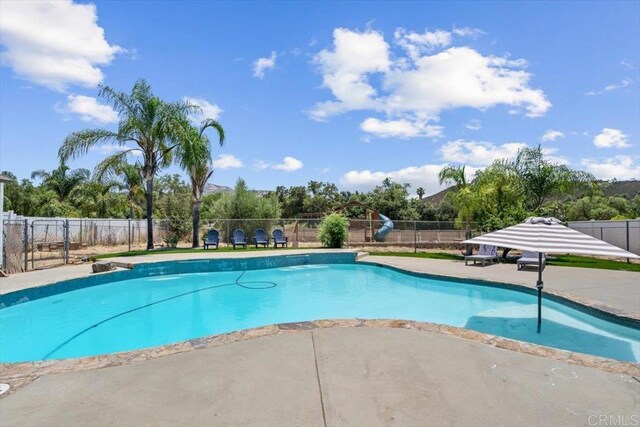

[1,250,639,425]
[1,327,638,426]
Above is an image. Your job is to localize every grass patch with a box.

[368,251,640,272]
[95,246,311,259]
[547,255,640,272]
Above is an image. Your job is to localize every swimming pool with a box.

[1,257,638,363]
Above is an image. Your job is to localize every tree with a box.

[58,79,193,249]
[31,164,90,202]
[154,174,193,244]
[438,165,477,254]
[416,187,425,200]
[510,145,596,212]
[366,178,417,220]
[95,159,145,218]
[72,181,126,218]
[175,118,225,247]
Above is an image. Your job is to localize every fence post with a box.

[30,221,34,270]
[626,220,630,264]
[413,221,417,253]
[64,219,70,264]
[128,218,132,252]
[23,219,28,272]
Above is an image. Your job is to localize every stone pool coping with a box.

[1,319,638,398]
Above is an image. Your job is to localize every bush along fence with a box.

[2,217,169,273]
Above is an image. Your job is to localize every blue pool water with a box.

[1,263,638,363]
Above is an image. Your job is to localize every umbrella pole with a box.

[536,252,543,333]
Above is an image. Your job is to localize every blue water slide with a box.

[374,214,394,242]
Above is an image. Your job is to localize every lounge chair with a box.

[465,245,499,267]
[230,229,247,249]
[272,229,288,248]
[252,228,269,248]
[203,229,220,250]
[517,251,546,271]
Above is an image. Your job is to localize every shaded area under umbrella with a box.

[463,217,640,332]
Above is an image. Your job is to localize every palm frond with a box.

[200,119,225,146]
[58,129,120,163]
[93,150,140,181]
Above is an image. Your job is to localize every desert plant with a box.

[318,213,349,248]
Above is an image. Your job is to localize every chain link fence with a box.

[2,217,170,273]
[196,218,475,250]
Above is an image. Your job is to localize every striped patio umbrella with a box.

[463,217,639,332]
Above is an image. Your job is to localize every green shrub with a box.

[318,213,348,248]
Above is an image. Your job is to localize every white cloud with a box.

[183,96,223,121]
[585,77,633,96]
[340,163,480,194]
[604,77,633,91]
[253,160,270,171]
[593,128,631,148]
[439,140,527,166]
[452,26,486,38]
[384,47,549,117]
[211,154,242,169]
[60,95,118,124]
[394,28,451,60]
[310,28,551,132]
[360,117,443,139]
[465,119,482,131]
[273,156,303,172]
[0,0,122,91]
[620,60,635,69]
[582,156,639,180]
[255,157,304,172]
[541,129,564,142]
[310,28,390,121]
[89,143,141,157]
[541,147,569,165]
[253,51,277,78]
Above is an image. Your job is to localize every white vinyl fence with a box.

[568,220,640,255]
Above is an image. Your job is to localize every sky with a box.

[0,0,638,196]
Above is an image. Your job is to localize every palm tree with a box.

[31,164,90,202]
[58,79,193,249]
[176,119,225,247]
[438,165,476,255]
[416,187,425,200]
[510,145,596,212]
[72,180,124,218]
[95,159,145,219]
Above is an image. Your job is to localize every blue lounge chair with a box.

[253,228,269,248]
[230,229,247,249]
[272,229,288,248]
[203,229,220,250]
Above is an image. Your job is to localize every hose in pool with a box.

[42,270,277,359]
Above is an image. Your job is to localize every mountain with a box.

[203,183,233,195]
[203,183,271,196]
[600,180,640,198]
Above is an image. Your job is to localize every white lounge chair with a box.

[517,251,546,271]
[465,245,499,267]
